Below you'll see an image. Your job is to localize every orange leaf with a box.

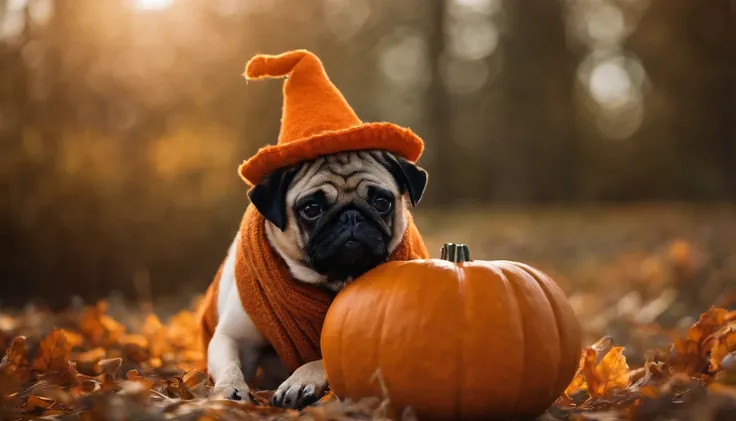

[119,334,148,348]
[588,346,630,397]
[708,326,736,373]
[59,329,85,348]
[32,329,72,374]
[79,301,125,347]
[564,338,630,399]
[0,336,31,382]
[685,307,727,342]
[166,310,200,351]
[631,360,668,391]
[318,391,337,403]
[126,369,154,389]
[176,376,195,400]
[669,339,703,375]
[21,394,54,412]
[76,347,106,364]
[727,310,736,323]
[669,307,729,376]
[565,348,593,397]
[182,370,207,389]
[142,313,168,358]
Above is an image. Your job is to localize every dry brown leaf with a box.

[32,329,72,374]
[22,394,55,411]
[182,370,207,389]
[76,347,106,364]
[176,375,195,400]
[79,301,126,347]
[565,349,591,398]
[59,329,85,348]
[669,307,729,376]
[727,310,736,323]
[318,390,337,404]
[98,357,122,379]
[589,346,631,397]
[142,313,169,358]
[708,325,736,373]
[166,310,201,352]
[565,339,631,399]
[0,336,31,383]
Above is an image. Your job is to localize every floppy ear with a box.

[383,152,428,207]
[247,166,299,231]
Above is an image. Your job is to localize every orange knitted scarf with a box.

[198,204,429,374]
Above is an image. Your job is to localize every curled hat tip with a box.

[243,55,269,80]
[243,50,312,80]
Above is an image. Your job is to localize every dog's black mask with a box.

[248,152,428,284]
[306,197,393,282]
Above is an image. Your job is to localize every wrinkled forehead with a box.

[286,151,398,206]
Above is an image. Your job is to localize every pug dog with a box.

[207,149,428,409]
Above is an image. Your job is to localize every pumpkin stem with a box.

[440,243,471,262]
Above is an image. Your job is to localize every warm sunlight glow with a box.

[134,0,174,11]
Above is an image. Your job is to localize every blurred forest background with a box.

[0,0,734,339]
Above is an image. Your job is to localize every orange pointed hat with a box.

[238,49,425,186]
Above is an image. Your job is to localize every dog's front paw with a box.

[270,381,322,409]
[211,365,252,402]
[212,382,251,402]
[270,360,327,409]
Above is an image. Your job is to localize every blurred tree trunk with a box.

[499,0,578,203]
[627,0,734,200]
[424,0,453,206]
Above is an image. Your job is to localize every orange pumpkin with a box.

[321,243,582,420]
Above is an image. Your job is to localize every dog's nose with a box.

[339,209,364,225]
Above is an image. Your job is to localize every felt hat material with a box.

[238,49,425,186]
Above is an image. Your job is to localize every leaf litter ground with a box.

[2,298,735,420]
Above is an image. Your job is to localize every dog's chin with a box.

[309,243,389,289]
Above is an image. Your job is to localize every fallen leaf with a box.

[79,301,125,347]
[176,375,195,400]
[21,394,54,412]
[0,336,31,382]
[564,339,630,399]
[59,329,85,348]
[32,329,72,374]
[708,326,736,373]
[669,307,729,376]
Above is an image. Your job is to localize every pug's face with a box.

[248,150,427,291]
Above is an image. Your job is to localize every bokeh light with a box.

[323,0,371,40]
[589,58,633,109]
[565,0,652,140]
[378,28,430,89]
[447,19,499,61]
[133,0,174,11]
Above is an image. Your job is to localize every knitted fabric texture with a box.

[197,204,430,375]
[238,49,425,186]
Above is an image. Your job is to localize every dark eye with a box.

[299,202,323,220]
[373,196,392,213]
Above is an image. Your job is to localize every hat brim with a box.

[238,122,424,186]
